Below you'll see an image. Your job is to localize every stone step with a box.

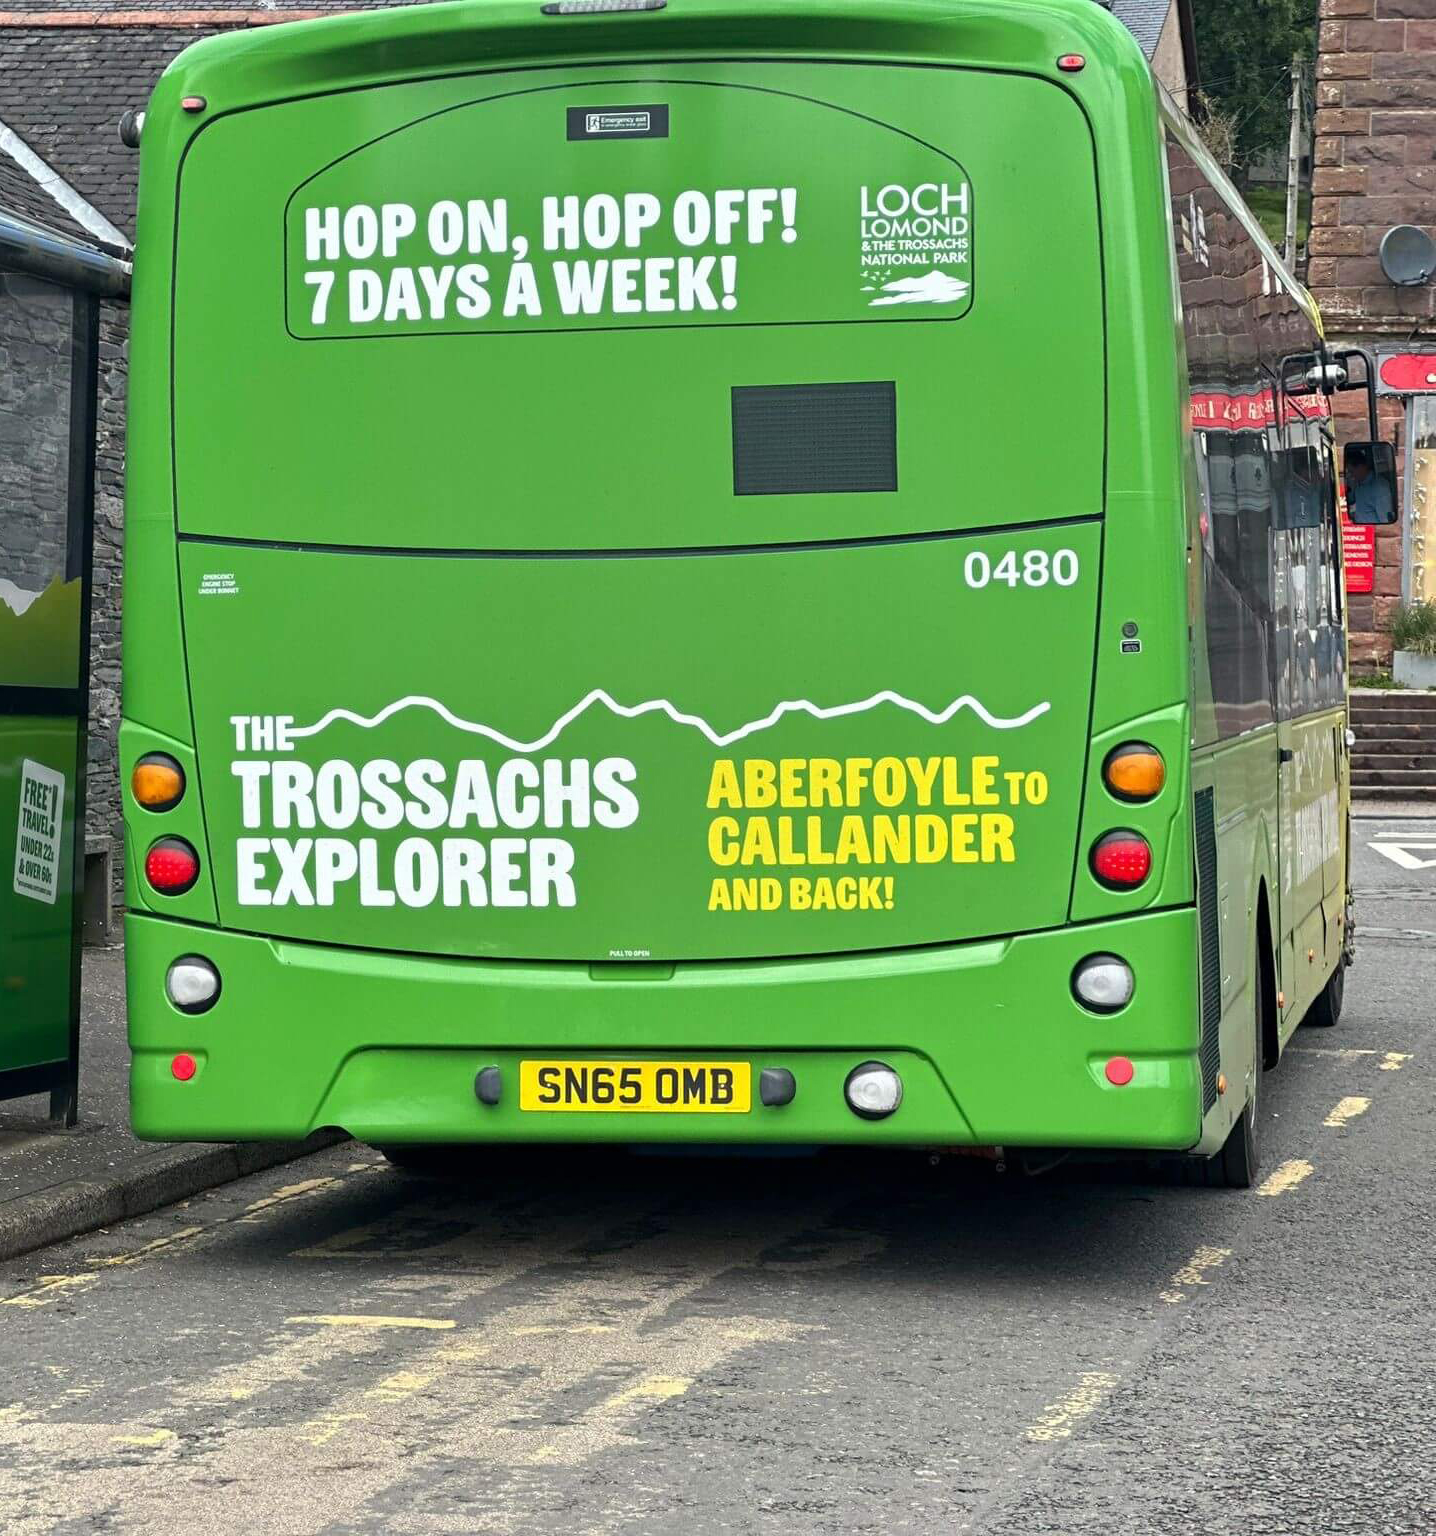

[1349,767,1436,788]
[1353,734,1436,754]
[1349,723,1436,742]
[1350,692,1436,713]
[1353,753,1436,773]
[1351,733,1436,751]
[1350,784,1436,802]
[1350,708,1436,728]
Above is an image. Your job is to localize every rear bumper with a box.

[127,910,1202,1150]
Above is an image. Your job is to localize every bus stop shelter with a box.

[0,209,128,1124]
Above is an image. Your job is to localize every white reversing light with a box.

[844,1061,903,1119]
[165,955,221,1014]
[1072,954,1135,1013]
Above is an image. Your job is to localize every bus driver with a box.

[1345,444,1395,524]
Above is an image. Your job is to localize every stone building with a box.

[0,2,408,919]
[1312,0,1436,667]
[0,0,1196,912]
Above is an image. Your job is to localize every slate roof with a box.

[1109,0,1171,60]
[0,135,95,244]
[0,25,235,242]
[0,9,438,242]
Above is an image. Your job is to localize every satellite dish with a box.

[1379,225,1436,287]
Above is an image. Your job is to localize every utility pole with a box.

[1283,56,1303,269]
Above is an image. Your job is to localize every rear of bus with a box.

[122,0,1204,1153]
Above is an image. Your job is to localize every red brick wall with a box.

[1311,4,1436,330]
[1312,0,1434,669]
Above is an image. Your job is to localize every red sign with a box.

[1378,353,1436,393]
[1341,503,1375,594]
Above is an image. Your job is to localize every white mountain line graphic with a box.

[286,690,1052,752]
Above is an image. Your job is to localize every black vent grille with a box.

[732,381,897,496]
[1195,787,1222,1112]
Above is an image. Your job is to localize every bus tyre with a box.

[374,1143,572,1178]
[375,1144,461,1177]
[1192,935,1268,1190]
[1302,961,1345,1029]
[1214,934,1272,1189]
[1213,1085,1259,1189]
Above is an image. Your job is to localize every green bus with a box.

[122,0,1397,1185]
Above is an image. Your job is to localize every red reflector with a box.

[1105,1056,1135,1087]
[171,1053,198,1082]
[181,95,207,113]
[1091,831,1152,889]
[1057,53,1086,72]
[145,838,200,895]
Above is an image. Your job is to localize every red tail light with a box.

[1091,831,1152,890]
[146,837,200,895]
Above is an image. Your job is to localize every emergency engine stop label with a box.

[285,82,973,336]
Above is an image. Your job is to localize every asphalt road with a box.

[2,822,1434,1536]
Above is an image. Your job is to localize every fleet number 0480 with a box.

[963,549,1080,588]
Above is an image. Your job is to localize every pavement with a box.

[0,819,1432,1533]
[0,946,338,1261]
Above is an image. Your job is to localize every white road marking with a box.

[1368,841,1436,871]
[1287,1046,1379,1059]
[1288,1046,1413,1071]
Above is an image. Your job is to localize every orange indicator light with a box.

[132,753,185,811]
[1103,743,1166,802]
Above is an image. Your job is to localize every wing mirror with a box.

[1342,441,1399,526]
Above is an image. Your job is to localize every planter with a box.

[1392,649,1436,689]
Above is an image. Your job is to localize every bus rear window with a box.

[173,64,1103,551]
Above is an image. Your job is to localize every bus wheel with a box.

[1302,961,1345,1029]
[374,1144,463,1177]
[1212,1079,1259,1188]
[1197,937,1268,1189]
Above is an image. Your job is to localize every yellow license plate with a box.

[519,1060,751,1113]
